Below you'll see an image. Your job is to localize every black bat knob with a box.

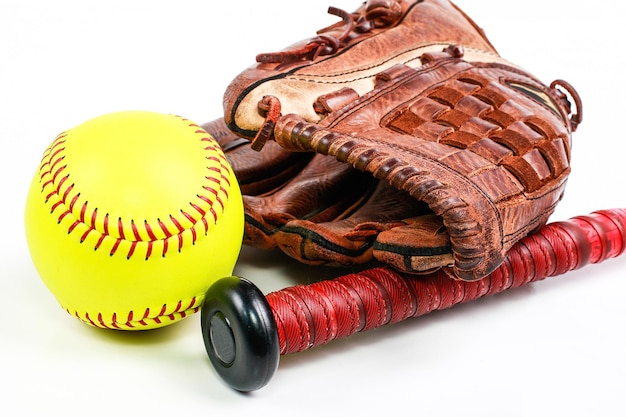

[200,276,279,392]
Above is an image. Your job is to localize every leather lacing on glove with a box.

[250,46,582,153]
[257,2,405,65]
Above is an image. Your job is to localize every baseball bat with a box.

[201,208,626,391]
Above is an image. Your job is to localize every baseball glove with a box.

[206,0,582,281]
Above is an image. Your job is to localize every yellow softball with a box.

[24,111,244,330]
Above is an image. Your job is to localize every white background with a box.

[1,1,625,416]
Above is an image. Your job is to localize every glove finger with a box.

[202,118,312,196]
[373,214,453,274]
[272,181,431,266]
[243,154,376,249]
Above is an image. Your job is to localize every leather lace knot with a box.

[250,96,282,151]
[256,1,403,64]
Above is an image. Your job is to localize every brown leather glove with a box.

[210,0,582,281]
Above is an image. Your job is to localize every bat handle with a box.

[200,276,279,392]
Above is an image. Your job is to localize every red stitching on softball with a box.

[68,296,203,329]
[80,228,92,244]
[69,193,80,213]
[40,160,64,189]
[139,308,151,326]
[110,238,122,256]
[127,241,137,259]
[67,220,80,234]
[170,215,184,233]
[97,314,111,329]
[40,135,66,165]
[180,210,199,244]
[83,312,97,328]
[180,210,195,223]
[95,233,105,251]
[90,208,97,229]
[220,170,231,187]
[61,182,73,205]
[145,241,153,260]
[131,220,141,240]
[197,193,214,205]
[190,203,205,217]
[125,311,135,328]
[215,195,225,213]
[203,185,218,197]
[117,217,125,240]
[58,210,71,224]
[50,200,62,214]
[158,218,172,238]
[144,220,157,240]
[79,201,88,223]
[44,157,67,190]
[45,170,67,201]
[40,128,228,257]
[161,238,168,258]
[170,216,185,252]
[169,301,183,320]
[39,138,65,175]
[110,313,120,330]
[103,213,110,235]
[207,167,221,178]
